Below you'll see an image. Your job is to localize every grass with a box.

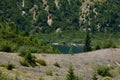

[36,59,47,66]
[92,32,120,49]
[46,70,53,76]
[39,77,44,80]
[54,62,60,68]
[0,70,20,80]
[0,64,6,67]
[20,59,29,67]
[102,76,112,80]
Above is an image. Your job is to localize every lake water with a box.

[52,44,84,54]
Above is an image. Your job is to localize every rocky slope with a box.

[0,48,120,80]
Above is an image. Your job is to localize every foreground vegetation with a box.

[1,63,119,80]
[0,71,20,80]
[0,49,120,80]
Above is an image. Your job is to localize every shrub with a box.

[96,65,111,77]
[46,70,53,76]
[18,48,30,57]
[42,46,60,54]
[75,76,83,80]
[6,63,15,70]
[3,43,18,52]
[95,44,101,50]
[102,76,112,80]
[92,72,98,80]
[24,52,36,67]
[20,59,29,67]
[18,46,42,54]
[20,52,36,67]
[28,47,42,53]
[0,44,11,52]
[39,77,44,80]
[54,62,60,68]
[36,59,47,66]
[10,44,18,52]
[102,40,117,49]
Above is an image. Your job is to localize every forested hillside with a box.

[0,0,120,53]
[0,0,120,33]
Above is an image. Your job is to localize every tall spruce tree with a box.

[84,30,92,52]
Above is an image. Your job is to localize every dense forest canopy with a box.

[0,0,120,34]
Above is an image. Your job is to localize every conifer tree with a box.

[65,65,82,80]
[65,65,76,80]
[84,30,92,52]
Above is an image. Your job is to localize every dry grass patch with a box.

[54,62,60,68]
[36,59,47,66]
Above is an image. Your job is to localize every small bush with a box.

[36,59,47,66]
[0,41,18,53]
[39,77,44,80]
[20,52,36,67]
[102,40,117,49]
[11,44,18,52]
[18,48,30,57]
[18,46,42,54]
[102,76,112,80]
[46,70,53,76]
[54,62,60,68]
[95,44,101,50]
[0,44,11,52]
[92,72,98,80]
[24,52,36,67]
[20,59,29,67]
[6,63,15,70]
[96,65,111,77]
